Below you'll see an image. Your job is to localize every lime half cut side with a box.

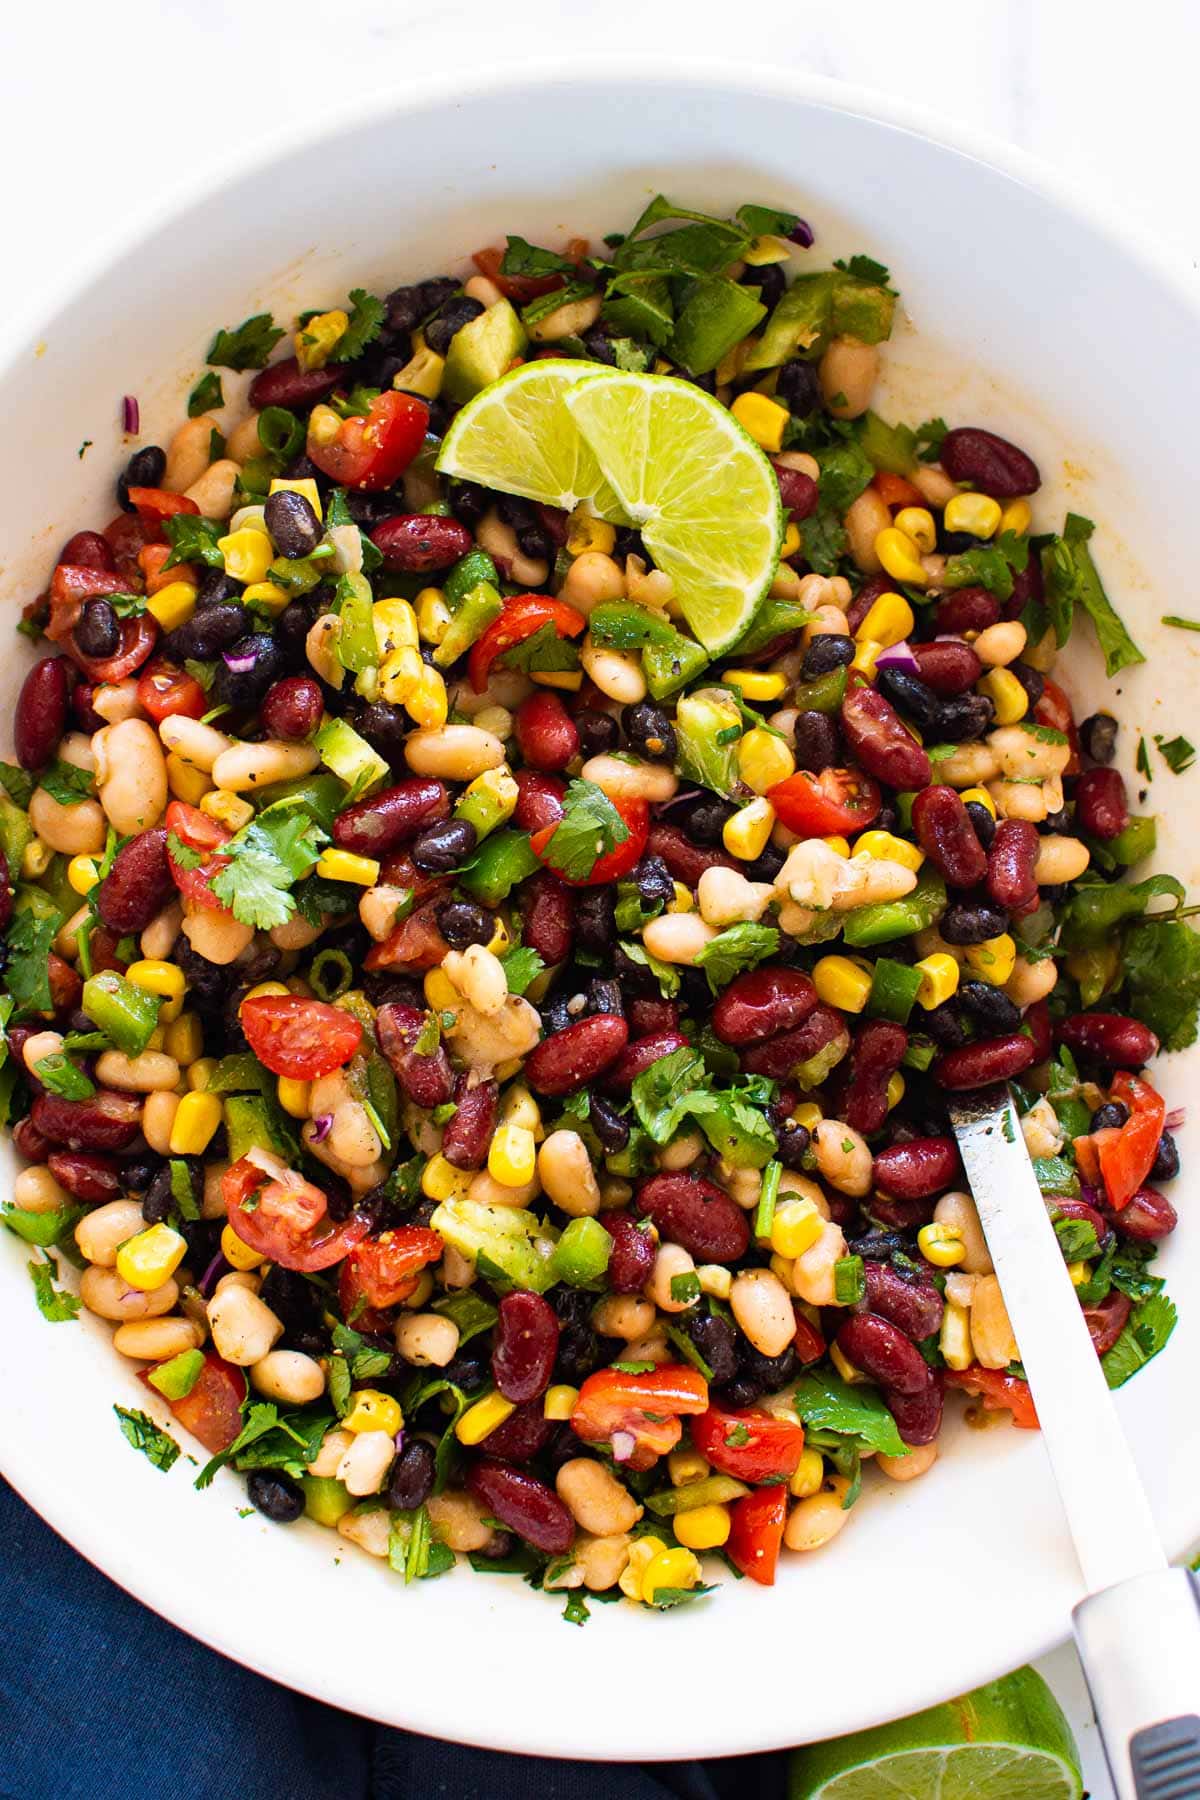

[789,1669,1083,1800]
[564,370,784,656]
[435,358,628,525]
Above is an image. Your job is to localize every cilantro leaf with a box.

[815,439,875,513]
[942,531,1029,602]
[1122,917,1200,1051]
[210,811,327,930]
[835,252,891,286]
[1041,514,1144,676]
[0,761,34,808]
[535,778,629,883]
[799,501,846,575]
[501,236,575,279]
[163,513,225,570]
[1101,1292,1178,1389]
[188,371,224,416]
[28,1251,81,1322]
[498,945,546,997]
[617,938,680,998]
[194,1402,284,1488]
[792,1370,908,1458]
[338,288,385,361]
[207,312,286,371]
[1059,873,1183,952]
[166,831,203,872]
[5,908,62,1014]
[1154,734,1195,775]
[693,921,780,994]
[38,758,95,807]
[914,417,948,463]
[499,622,581,675]
[114,1405,180,1471]
[630,1045,776,1169]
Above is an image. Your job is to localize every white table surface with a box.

[8,3,1198,1790]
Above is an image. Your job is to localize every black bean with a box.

[574,709,620,758]
[877,667,941,730]
[744,843,787,884]
[801,633,855,679]
[847,1229,910,1260]
[1090,1101,1130,1133]
[923,1001,968,1048]
[540,995,575,1035]
[740,261,785,312]
[714,1372,767,1408]
[579,325,618,365]
[555,1322,602,1384]
[386,1440,436,1510]
[119,1153,161,1195]
[76,600,120,659]
[965,800,996,851]
[441,1347,490,1392]
[1041,807,1070,834]
[613,527,645,562]
[876,803,898,833]
[775,358,822,418]
[172,936,233,1013]
[117,444,166,512]
[161,601,247,664]
[352,700,412,768]
[793,710,839,772]
[447,480,491,528]
[589,1095,630,1154]
[940,900,1009,944]
[195,568,244,609]
[436,900,492,949]
[213,635,288,712]
[958,981,1020,1035]
[361,972,424,1010]
[265,489,322,559]
[1151,1129,1180,1181]
[496,494,553,564]
[1079,712,1118,765]
[383,276,459,336]
[685,796,735,845]
[684,1310,738,1386]
[936,527,978,556]
[424,295,485,356]
[633,853,675,913]
[933,693,995,742]
[411,818,477,874]
[144,1157,202,1226]
[774,1120,811,1168]
[623,702,677,763]
[587,978,624,1018]
[247,1470,305,1523]
[1008,661,1044,708]
[259,1265,326,1338]
[342,490,402,527]
[574,887,616,956]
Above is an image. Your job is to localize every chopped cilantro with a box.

[792,1369,908,1458]
[38,758,95,807]
[1101,1293,1178,1389]
[163,513,225,570]
[814,438,875,512]
[498,945,546,996]
[338,288,385,361]
[914,417,949,463]
[77,440,93,459]
[611,1359,657,1375]
[188,371,225,416]
[799,501,846,575]
[5,909,61,1014]
[501,236,576,279]
[669,1272,701,1306]
[693,921,780,993]
[194,1402,287,1489]
[1122,917,1200,1051]
[207,312,286,371]
[28,1252,80,1322]
[1155,734,1195,775]
[1041,514,1144,676]
[0,762,34,808]
[209,810,327,930]
[942,531,1028,602]
[114,1406,180,1471]
[834,252,891,286]
[1136,737,1153,782]
[535,778,629,883]
[499,622,581,675]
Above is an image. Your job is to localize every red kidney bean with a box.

[520,870,574,965]
[836,1313,933,1395]
[371,515,474,572]
[771,461,819,521]
[605,1211,657,1293]
[842,1020,908,1136]
[15,657,71,770]
[1053,1195,1109,1243]
[910,640,983,697]
[845,574,891,637]
[1055,1013,1158,1067]
[82,928,129,979]
[61,529,116,572]
[985,819,1040,913]
[1106,1185,1177,1242]
[871,1191,937,1233]
[1083,1290,1132,1357]
[864,1260,944,1341]
[248,357,346,410]
[939,427,1040,497]
[912,786,988,889]
[515,692,579,772]
[526,1014,628,1096]
[467,1458,574,1555]
[712,967,818,1047]
[12,1115,53,1163]
[935,588,1001,635]
[46,1151,123,1203]
[48,955,83,1018]
[375,1003,454,1108]
[627,997,680,1037]
[441,1076,497,1170]
[332,780,448,855]
[840,684,932,790]
[885,1374,944,1446]
[534,504,570,548]
[8,1024,41,1077]
[1074,766,1129,841]
[95,828,174,934]
[1004,554,1043,623]
[606,1030,690,1090]
[513,769,566,833]
[873,1136,961,1200]
[71,681,105,734]
[260,675,324,742]
[646,822,738,888]
[31,1090,143,1151]
[637,1172,750,1263]
[935,1033,1037,1089]
[492,1291,560,1403]
[741,1006,849,1080]
[1024,999,1053,1064]
[478,1399,554,1464]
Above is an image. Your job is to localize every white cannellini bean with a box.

[404,725,504,781]
[207,1284,284,1365]
[641,912,717,965]
[165,415,220,492]
[112,1316,205,1360]
[580,753,678,805]
[142,1091,181,1156]
[645,1244,696,1313]
[819,336,878,419]
[76,1199,148,1266]
[537,1130,602,1218]
[185,459,241,521]
[791,1220,848,1307]
[730,1268,795,1356]
[1021,1096,1064,1159]
[29,787,107,855]
[79,1267,178,1321]
[21,1030,64,1075]
[91,680,144,725]
[393,1313,460,1367]
[94,1050,181,1093]
[878,1441,939,1482]
[555,1458,643,1535]
[141,902,183,961]
[973,621,1027,667]
[813,1120,872,1196]
[592,1295,655,1341]
[784,1481,853,1550]
[181,909,255,964]
[308,1428,354,1479]
[158,715,234,771]
[697,866,774,926]
[444,943,508,1016]
[527,292,603,343]
[13,1165,71,1215]
[988,724,1072,781]
[934,1190,993,1274]
[426,1489,494,1551]
[1005,953,1059,1007]
[337,1430,395,1497]
[337,1507,392,1559]
[558,552,625,614]
[579,641,647,705]
[93,719,168,833]
[211,740,320,792]
[327,1101,383,1168]
[250,1349,327,1405]
[1033,835,1090,885]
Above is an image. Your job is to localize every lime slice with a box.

[790,1669,1083,1800]
[435,358,628,525]
[564,371,784,655]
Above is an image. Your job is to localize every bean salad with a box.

[2,194,1190,1613]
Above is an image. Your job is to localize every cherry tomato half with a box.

[46,563,132,645]
[165,799,233,912]
[126,486,201,522]
[725,1485,788,1586]
[342,1227,445,1311]
[1098,1073,1166,1212]
[222,1157,371,1272]
[767,767,883,837]
[69,614,159,684]
[570,1364,709,1471]
[471,238,588,304]
[691,1404,806,1483]
[240,993,364,1080]
[531,794,648,888]
[136,661,207,723]
[468,595,588,693]
[363,900,453,973]
[945,1366,1040,1429]
[306,390,428,491]
[141,1351,247,1455]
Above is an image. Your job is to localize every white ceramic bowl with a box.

[2,63,1198,1763]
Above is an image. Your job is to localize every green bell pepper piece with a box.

[81,971,160,1056]
[643,634,710,700]
[453,770,518,841]
[315,717,389,797]
[224,1094,284,1163]
[333,571,377,676]
[444,550,499,608]
[1107,814,1156,867]
[842,870,947,948]
[902,1037,936,1073]
[791,666,847,715]
[0,793,32,884]
[147,1348,205,1401]
[857,412,917,476]
[867,957,923,1024]
[433,581,503,669]
[302,1476,355,1526]
[733,599,812,659]
[551,1216,613,1287]
[457,829,540,905]
[670,276,765,376]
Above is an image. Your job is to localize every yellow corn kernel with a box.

[829,1342,866,1384]
[168,1090,222,1156]
[424,969,458,1011]
[166,754,212,806]
[295,308,348,371]
[770,1197,824,1259]
[567,513,617,557]
[1068,1260,1091,1288]
[486,915,511,953]
[406,665,448,729]
[722,798,775,862]
[619,1536,667,1601]
[377,645,423,706]
[998,498,1031,537]
[217,528,273,586]
[307,404,341,448]
[455,1392,516,1446]
[241,981,289,1005]
[641,1545,703,1604]
[221,1222,266,1271]
[978,668,1029,725]
[874,527,927,587]
[855,591,914,650]
[20,837,52,879]
[945,492,1002,540]
[722,669,788,702]
[421,1152,471,1203]
[164,1012,202,1067]
[918,1221,966,1268]
[964,933,1016,987]
[488,1123,536,1188]
[544,1384,578,1421]
[342,1388,403,1437]
[67,854,100,895]
[958,785,997,819]
[146,1027,167,1052]
[316,848,380,887]
[533,668,584,692]
[667,881,694,914]
[743,234,792,266]
[200,788,255,832]
[392,344,445,398]
[792,1102,823,1131]
[737,728,795,795]
[914,953,960,1009]
[730,391,789,453]
[494,1088,537,1142]
[668,1447,709,1488]
[780,522,802,560]
[790,1447,825,1498]
[852,829,924,872]
[812,954,873,1014]
[673,1505,731,1551]
[115,1223,187,1292]
[373,598,419,654]
[127,960,186,1007]
[851,638,883,680]
[887,1071,905,1111]
[241,581,291,618]
[940,1298,974,1370]
[145,581,198,632]
[188,1057,217,1092]
[269,476,323,519]
[893,508,936,554]
[277,1077,312,1119]
[460,766,519,831]
[697,1263,732,1300]
[821,835,850,858]
[415,586,452,647]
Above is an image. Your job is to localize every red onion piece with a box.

[611,1430,636,1464]
[122,395,140,434]
[199,1250,228,1296]
[874,640,920,675]
[1166,1108,1186,1131]
[223,647,258,673]
[788,219,815,248]
[310,1113,333,1143]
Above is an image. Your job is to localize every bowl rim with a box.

[3,56,1199,1760]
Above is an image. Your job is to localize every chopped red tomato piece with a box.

[531,794,648,888]
[240,993,363,1079]
[468,595,587,693]
[307,390,428,491]
[725,1485,788,1586]
[222,1157,370,1272]
[363,899,452,972]
[470,237,588,304]
[1034,677,1081,774]
[1090,1073,1165,1211]
[792,1311,827,1364]
[1083,1289,1132,1357]
[872,471,924,508]
[165,800,233,912]
[767,767,883,837]
[103,509,162,580]
[570,1364,709,1471]
[140,1351,247,1456]
[946,1366,1040,1429]
[46,563,132,645]
[691,1404,806,1483]
[126,486,200,521]
[136,661,207,723]
[342,1228,445,1313]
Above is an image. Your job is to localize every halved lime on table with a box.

[790,1668,1083,1800]
[435,362,784,656]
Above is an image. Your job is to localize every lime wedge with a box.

[435,359,628,525]
[790,1669,1082,1800]
[563,371,783,655]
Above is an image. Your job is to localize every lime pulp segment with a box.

[799,1744,1082,1800]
